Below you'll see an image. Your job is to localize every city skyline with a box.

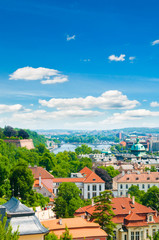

[1,0,159,130]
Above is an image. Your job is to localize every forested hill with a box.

[0,126,46,146]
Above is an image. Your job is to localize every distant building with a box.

[4,139,34,149]
[116,132,122,139]
[29,166,54,203]
[75,196,159,240]
[53,167,105,199]
[131,138,146,158]
[113,171,159,197]
[0,197,48,240]
[41,217,107,240]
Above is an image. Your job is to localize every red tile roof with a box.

[53,167,104,184]
[117,172,159,183]
[29,166,54,179]
[75,197,159,228]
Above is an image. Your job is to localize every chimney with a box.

[122,171,125,176]
[147,170,150,174]
[39,173,42,188]
[59,218,62,225]
[132,196,135,204]
[128,194,131,199]
[92,199,94,206]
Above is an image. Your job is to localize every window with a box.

[142,184,145,189]
[120,184,123,189]
[124,235,127,240]
[137,184,139,188]
[153,229,156,236]
[88,185,90,191]
[127,177,129,180]
[99,185,101,191]
[56,189,58,194]
[147,177,150,180]
[53,189,54,193]
[120,191,123,196]
[149,215,152,222]
[126,184,128,189]
[148,184,150,189]
[56,183,60,186]
[93,192,96,197]
[93,185,96,191]
[131,232,134,240]
[141,231,143,240]
[135,231,139,240]
[136,177,139,180]
[146,229,149,238]
[88,193,90,199]
[113,231,116,240]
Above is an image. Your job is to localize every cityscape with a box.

[1,0,159,240]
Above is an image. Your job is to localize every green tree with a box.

[75,144,92,155]
[142,186,159,211]
[149,231,159,239]
[18,129,29,139]
[98,166,120,178]
[3,126,17,138]
[54,182,82,218]
[0,214,19,239]
[128,185,145,204]
[60,226,72,240]
[45,233,58,240]
[9,161,34,200]
[91,190,116,240]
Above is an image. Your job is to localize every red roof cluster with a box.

[75,197,159,228]
[29,166,54,179]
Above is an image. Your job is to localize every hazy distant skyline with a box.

[1,0,159,130]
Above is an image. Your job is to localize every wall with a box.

[19,234,45,240]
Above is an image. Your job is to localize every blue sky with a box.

[1,0,159,130]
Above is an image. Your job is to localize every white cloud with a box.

[12,109,101,121]
[41,76,68,85]
[129,56,136,63]
[9,66,68,85]
[39,90,139,110]
[150,101,159,107]
[102,109,159,124]
[152,40,159,46]
[0,104,23,114]
[108,54,125,62]
[67,35,76,41]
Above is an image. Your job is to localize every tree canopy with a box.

[98,166,120,178]
[54,182,83,218]
[95,168,112,189]
[91,190,116,240]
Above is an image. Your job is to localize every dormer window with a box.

[148,215,153,222]
[147,177,150,180]
[126,178,129,180]
[136,177,139,180]
[156,178,159,180]
[93,178,96,181]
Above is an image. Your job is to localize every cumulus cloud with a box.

[39,90,139,110]
[129,56,136,63]
[9,67,68,85]
[150,101,159,107]
[0,104,23,114]
[102,109,159,124]
[12,109,101,121]
[108,54,125,62]
[67,35,76,41]
[152,40,159,46]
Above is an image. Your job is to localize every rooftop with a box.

[29,166,54,179]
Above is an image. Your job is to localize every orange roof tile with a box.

[125,212,145,221]
[117,172,159,183]
[52,228,107,239]
[53,167,104,184]
[41,217,101,230]
[29,166,54,179]
[53,178,85,183]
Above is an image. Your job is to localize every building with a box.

[113,171,159,197]
[41,217,107,240]
[75,196,159,240]
[53,167,105,199]
[4,139,34,149]
[0,197,48,240]
[131,138,146,158]
[29,166,54,202]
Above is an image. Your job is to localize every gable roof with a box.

[29,166,54,179]
[53,167,104,184]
